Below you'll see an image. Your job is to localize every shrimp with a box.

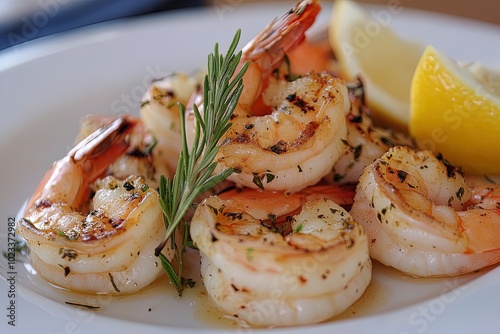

[285,28,341,77]
[17,116,174,294]
[325,80,415,185]
[190,185,371,327]
[189,0,350,193]
[75,114,170,189]
[141,72,200,175]
[350,145,500,277]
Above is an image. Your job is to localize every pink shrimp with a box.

[187,0,350,193]
[18,116,174,294]
[350,146,500,277]
[191,184,370,327]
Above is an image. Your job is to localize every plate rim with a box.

[1,2,499,333]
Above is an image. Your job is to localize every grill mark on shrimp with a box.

[286,93,315,113]
[291,121,320,149]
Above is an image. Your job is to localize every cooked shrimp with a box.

[190,185,371,327]
[141,72,200,175]
[286,29,340,77]
[216,71,349,193]
[350,146,500,277]
[17,116,174,294]
[188,0,350,193]
[75,114,170,189]
[325,81,414,184]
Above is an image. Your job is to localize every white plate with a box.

[1,1,500,333]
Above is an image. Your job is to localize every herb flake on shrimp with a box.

[154,29,248,296]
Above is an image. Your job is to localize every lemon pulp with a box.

[329,0,424,131]
[410,46,500,175]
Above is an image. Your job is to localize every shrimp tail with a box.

[70,115,138,177]
[27,115,138,210]
[243,0,321,72]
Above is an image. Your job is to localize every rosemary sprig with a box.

[154,29,248,296]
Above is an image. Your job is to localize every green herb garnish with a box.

[294,223,303,233]
[154,29,248,296]
[252,173,265,190]
[456,186,465,201]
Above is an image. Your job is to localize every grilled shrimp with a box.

[75,114,169,189]
[141,72,200,175]
[325,81,414,184]
[285,32,339,77]
[189,0,350,193]
[190,185,370,327]
[17,116,174,294]
[350,146,500,277]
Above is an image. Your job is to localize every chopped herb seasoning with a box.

[270,141,287,154]
[211,233,219,242]
[252,173,265,190]
[397,170,408,183]
[59,248,78,261]
[353,144,362,160]
[333,173,345,182]
[265,172,276,183]
[436,153,457,178]
[262,213,292,235]
[123,181,135,191]
[225,212,243,220]
[283,54,301,82]
[245,248,254,262]
[58,264,71,277]
[294,223,303,233]
[145,137,158,155]
[380,136,396,147]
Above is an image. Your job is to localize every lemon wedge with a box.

[328,0,424,131]
[410,45,500,175]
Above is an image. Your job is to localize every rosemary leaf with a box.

[155,29,248,295]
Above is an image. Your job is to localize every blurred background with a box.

[0,0,206,51]
[1,0,499,52]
